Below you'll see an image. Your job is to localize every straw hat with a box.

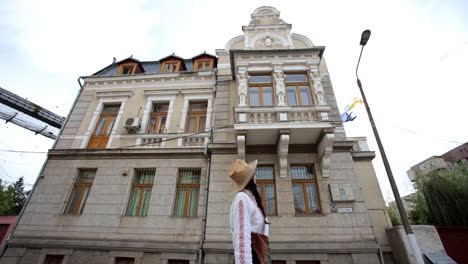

[229,159,258,192]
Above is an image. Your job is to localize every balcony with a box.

[233,105,335,178]
[235,105,331,124]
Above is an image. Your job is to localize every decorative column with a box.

[237,71,249,107]
[274,71,287,106]
[310,71,328,105]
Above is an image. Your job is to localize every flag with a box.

[341,98,363,122]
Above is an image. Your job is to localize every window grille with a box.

[255,165,277,215]
[64,169,96,215]
[174,168,201,217]
[290,164,321,215]
[126,168,156,216]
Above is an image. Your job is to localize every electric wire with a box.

[115,124,234,149]
[0,150,47,154]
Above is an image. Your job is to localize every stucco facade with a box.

[1,6,393,264]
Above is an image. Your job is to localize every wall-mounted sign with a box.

[329,183,355,202]
[338,207,353,213]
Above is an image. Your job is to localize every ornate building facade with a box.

[1,6,393,264]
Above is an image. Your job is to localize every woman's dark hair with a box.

[244,178,266,218]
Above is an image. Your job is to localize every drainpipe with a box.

[0,77,86,258]
[198,69,218,264]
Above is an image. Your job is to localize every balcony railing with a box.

[182,134,207,147]
[235,106,331,124]
[137,133,208,148]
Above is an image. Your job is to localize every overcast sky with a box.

[0,0,467,201]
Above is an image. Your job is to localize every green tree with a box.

[409,165,468,226]
[0,177,29,215]
[387,203,402,226]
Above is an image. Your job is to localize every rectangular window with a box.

[174,168,201,217]
[126,168,156,216]
[286,73,313,106]
[88,104,120,149]
[65,169,96,215]
[45,255,64,264]
[185,101,207,133]
[147,103,169,134]
[115,257,135,264]
[193,59,213,70]
[249,74,273,106]
[296,261,320,264]
[255,165,277,216]
[161,61,180,72]
[290,164,321,215]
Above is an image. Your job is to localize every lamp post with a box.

[356,30,424,264]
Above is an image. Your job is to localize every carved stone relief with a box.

[254,33,283,48]
[237,72,249,107]
[274,71,287,106]
[310,71,328,105]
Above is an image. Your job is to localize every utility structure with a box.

[355,30,424,264]
[1,7,395,264]
[0,87,64,139]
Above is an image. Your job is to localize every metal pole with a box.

[356,43,425,264]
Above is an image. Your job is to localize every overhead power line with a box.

[0,149,47,154]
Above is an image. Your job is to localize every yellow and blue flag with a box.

[341,98,363,122]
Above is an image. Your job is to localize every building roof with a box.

[441,142,468,162]
[91,53,218,77]
[409,142,468,170]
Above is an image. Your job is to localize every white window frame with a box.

[178,90,213,147]
[80,91,132,149]
[138,90,177,147]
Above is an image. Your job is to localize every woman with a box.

[229,159,270,264]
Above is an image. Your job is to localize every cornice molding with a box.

[95,91,133,98]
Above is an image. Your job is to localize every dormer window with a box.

[193,59,214,70]
[161,61,181,72]
[118,64,136,75]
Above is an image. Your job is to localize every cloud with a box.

[3,0,160,77]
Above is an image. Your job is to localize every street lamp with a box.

[355,30,425,264]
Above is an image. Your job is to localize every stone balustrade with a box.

[235,106,331,124]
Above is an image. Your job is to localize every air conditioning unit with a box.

[124,117,140,133]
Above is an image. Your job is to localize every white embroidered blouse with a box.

[229,190,269,264]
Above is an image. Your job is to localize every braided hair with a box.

[244,178,266,218]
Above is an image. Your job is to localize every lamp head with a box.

[360,30,371,46]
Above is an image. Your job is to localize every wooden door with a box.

[88,105,119,148]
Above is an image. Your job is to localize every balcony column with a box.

[277,129,290,178]
[318,128,335,178]
[237,67,249,107]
